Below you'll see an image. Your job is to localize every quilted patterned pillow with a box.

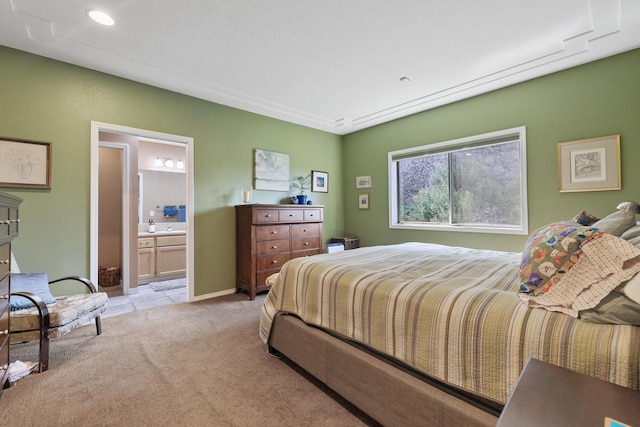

[519,222,603,296]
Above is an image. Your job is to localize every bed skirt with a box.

[268,313,499,427]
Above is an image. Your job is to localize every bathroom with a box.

[136,140,187,287]
[98,135,187,296]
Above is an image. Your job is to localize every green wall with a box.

[2,45,639,295]
[342,48,640,252]
[0,46,343,297]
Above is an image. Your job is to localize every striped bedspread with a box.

[260,242,640,404]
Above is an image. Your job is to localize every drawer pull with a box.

[0,294,8,300]
[303,229,308,232]
[0,220,7,225]
[271,245,278,249]
[265,214,272,218]
[271,231,277,235]
[303,242,309,246]
[0,259,8,265]
[0,330,7,336]
[271,260,278,264]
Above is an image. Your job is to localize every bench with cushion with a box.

[10,273,108,372]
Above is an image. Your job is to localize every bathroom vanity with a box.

[138,230,186,283]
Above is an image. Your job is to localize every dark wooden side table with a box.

[497,358,640,427]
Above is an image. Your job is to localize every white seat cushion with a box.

[10,292,108,340]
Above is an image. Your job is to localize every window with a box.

[388,127,528,234]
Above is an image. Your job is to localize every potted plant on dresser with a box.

[290,174,311,205]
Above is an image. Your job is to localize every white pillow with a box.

[624,272,640,304]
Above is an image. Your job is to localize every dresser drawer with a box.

[291,223,320,237]
[292,236,321,251]
[304,209,322,222]
[256,225,290,241]
[138,238,155,249]
[256,254,290,271]
[0,299,7,336]
[0,273,7,309]
[0,207,8,238]
[255,209,280,223]
[0,244,9,278]
[0,334,8,373]
[257,239,290,255]
[256,270,279,288]
[8,206,19,237]
[290,248,322,259]
[278,209,303,222]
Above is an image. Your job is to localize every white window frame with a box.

[388,126,528,235]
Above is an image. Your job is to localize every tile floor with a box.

[100,283,188,319]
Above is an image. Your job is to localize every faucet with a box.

[167,224,173,232]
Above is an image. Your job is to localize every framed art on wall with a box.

[312,170,328,193]
[358,193,369,209]
[356,175,371,188]
[557,135,620,192]
[0,137,52,189]
[254,149,290,191]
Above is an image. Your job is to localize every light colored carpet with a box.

[148,277,186,291]
[3,294,377,426]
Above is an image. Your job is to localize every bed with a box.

[260,216,640,426]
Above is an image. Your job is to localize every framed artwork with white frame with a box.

[311,170,329,193]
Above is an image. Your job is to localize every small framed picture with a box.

[0,137,52,189]
[557,135,620,192]
[358,193,369,209]
[311,170,329,193]
[356,175,371,188]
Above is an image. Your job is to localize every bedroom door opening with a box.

[90,122,195,302]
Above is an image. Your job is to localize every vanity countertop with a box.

[138,230,186,238]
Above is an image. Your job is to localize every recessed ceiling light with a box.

[87,10,114,26]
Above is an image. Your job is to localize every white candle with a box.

[243,190,251,203]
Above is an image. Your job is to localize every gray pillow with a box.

[627,236,640,249]
[580,282,640,326]
[621,224,640,240]
[592,210,637,236]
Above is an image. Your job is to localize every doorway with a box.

[90,122,195,301]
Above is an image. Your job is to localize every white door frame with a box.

[90,121,195,301]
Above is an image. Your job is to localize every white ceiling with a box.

[1,0,639,135]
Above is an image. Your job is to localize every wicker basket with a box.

[98,266,120,288]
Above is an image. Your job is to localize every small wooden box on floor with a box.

[235,204,323,300]
[330,236,359,250]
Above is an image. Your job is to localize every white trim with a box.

[190,288,237,302]
[90,121,196,301]
[388,126,528,235]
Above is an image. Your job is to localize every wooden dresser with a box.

[0,190,21,391]
[235,204,323,300]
